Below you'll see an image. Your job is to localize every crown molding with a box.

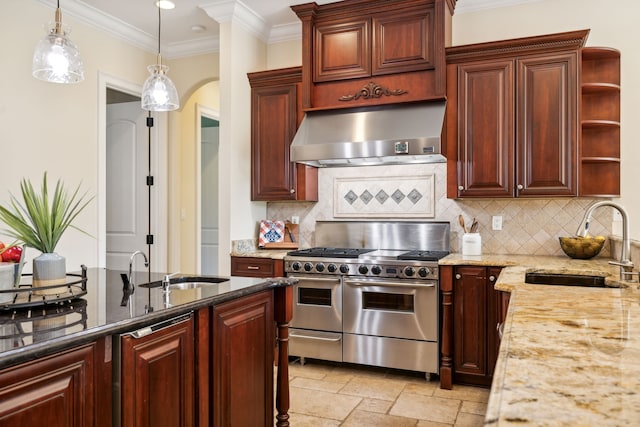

[200,0,269,43]
[268,22,302,44]
[456,0,543,14]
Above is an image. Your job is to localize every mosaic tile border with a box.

[333,175,435,218]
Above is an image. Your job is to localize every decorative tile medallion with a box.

[334,175,435,218]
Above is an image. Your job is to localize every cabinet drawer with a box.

[230,256,283,278]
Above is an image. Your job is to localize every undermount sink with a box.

[140,276,229,290]
[524,272,607,288]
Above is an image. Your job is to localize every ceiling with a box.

[38,0,539,58]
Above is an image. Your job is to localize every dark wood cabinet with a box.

[440,264,509,389]
[446,30,588,199]
[579,47,621,197]
[0,340,110,427]
[231,256,284,278]
[248,67,318,202]
[119,314,195,427]
[293,0,453,110]
[211,290,274,426]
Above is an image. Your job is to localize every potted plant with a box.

[0,172,92,292]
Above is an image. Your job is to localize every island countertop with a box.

[441,254,640,425]
[0,268,294,369]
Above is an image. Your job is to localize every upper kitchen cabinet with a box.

[446,30,589,198]
[292,0,455,111]
[580,47,621,197]
[248,67,318,202]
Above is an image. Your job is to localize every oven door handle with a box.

[287,276,341,283]
[290,331,342,342]
[344,279,435,288]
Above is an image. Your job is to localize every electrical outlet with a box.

[492,215,503,231]
[291,216,300,224]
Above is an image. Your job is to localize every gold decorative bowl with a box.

[559,236,606,259]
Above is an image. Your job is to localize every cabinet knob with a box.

[455,274,461,280]
[517,184,524,190]
[458,185,464,191]
[290,189,295,194]
[489,275,496,282]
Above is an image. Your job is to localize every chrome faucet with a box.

[576,201,637,282]
[127,250,150,291]
[162,271,180,292]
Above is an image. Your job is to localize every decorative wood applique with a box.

[339,81,407,101]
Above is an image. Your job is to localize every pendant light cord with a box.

[158,6,161,56]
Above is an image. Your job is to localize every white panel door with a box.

[201,125,219,275]
[106,102,148,271]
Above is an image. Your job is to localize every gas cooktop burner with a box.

[286,247,376,258]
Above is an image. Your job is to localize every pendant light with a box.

[141,4,179,111]
[32,0,84,84]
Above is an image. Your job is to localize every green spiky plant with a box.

[0,172,93,253]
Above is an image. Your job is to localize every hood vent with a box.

[290,101,446,167]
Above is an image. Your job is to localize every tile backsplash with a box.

[267,163,614,256]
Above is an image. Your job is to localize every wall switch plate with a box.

[492,215,503,230]
[291,216,300,224]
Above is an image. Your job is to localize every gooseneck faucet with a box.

[127,250,150,291]
[576,201,636,282]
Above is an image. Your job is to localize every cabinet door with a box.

[516,53,577,196]
[120,316,194,427]
[453,266,488,384]
[251,84,298,201]
[212,290,274,426]
[314,18,371,82]
[372,6,434,75]
[453,60,514,198]
[486,267,504,379]
[0,343,97,427]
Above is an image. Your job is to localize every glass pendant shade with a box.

[141,63,179,111]
[32,5,84,84]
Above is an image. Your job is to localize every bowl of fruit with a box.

[558,235,606,259]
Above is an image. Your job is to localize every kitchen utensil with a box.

[470,218,478,233]
[458,214,467,233]
[285,225,296,242]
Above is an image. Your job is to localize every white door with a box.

[201,123,219,275]
[106,102,149,271]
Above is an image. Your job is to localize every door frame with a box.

[196,103,220,273]
[98,72,168,271]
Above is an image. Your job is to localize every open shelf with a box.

[579,47,621,197]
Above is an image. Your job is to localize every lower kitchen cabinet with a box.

[211,290,274,426]
[440,265,509,388]
[231,256,284,278]
[0,339,111,427]
[119,313,195,427]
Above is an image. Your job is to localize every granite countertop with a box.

[440,254,640,425]
[0,268,294,369]
[230,249,290,260]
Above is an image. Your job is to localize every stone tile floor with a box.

[282,359,489,426]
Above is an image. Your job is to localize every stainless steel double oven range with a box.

[284,221,450,379]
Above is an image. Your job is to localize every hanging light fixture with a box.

[32,0,84,84]
[141,3,179,111]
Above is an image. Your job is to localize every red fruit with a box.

[1,246,22,263]
[0,242,5,252]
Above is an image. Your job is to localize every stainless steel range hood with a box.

[290,101,446,167]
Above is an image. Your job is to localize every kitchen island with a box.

[441,254,639,426]
[0,268,295,426]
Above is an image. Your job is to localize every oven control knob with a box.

[303,262,313,272]
[404,266,415,277]
[315,263,325,272]
[358,265,369,275]
[291,262,301,271]
[339,264,349,274]
[327,264,337,273]
[418,267,430,278]
[371,265,382,275]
